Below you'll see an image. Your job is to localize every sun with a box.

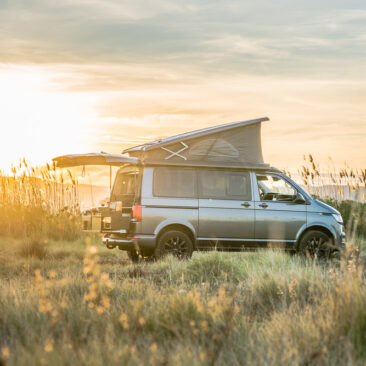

[0,65,95,172]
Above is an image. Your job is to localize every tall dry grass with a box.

[0,159,82,241]
[284,155,366,241]
[0,156,365,365]
[0,240,365,366]
[297,154,366,202]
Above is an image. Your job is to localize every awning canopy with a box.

[53,153,138,168]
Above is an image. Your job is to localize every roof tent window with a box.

[189,138,239,159]
[199,170,251,200]
[153,168,196,198]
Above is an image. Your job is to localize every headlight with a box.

[332,213,343,224]
[102,217,112,224]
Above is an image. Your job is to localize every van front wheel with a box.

[298,230,332,260]
[155,230,193,260]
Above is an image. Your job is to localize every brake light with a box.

[132,205,142,222]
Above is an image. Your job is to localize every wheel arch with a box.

[155,223,196,248]
[296,224,335,250]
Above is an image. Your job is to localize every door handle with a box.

[241,202,251,207]
[259,203,268,208]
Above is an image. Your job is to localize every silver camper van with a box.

[54,117,345,261]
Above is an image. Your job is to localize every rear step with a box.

[103,236,134,250]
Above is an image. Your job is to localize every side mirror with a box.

[294,192,306,204]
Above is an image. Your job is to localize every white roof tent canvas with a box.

[53,117,269,169]
[124,117,269,168]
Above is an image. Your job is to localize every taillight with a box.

[132,205,142,222]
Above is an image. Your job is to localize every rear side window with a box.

[199,170,251,200]
[111,171,139,201]
[153,168,196,198]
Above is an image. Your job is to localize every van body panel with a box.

[254,201,307,242]
[140,167,199,237]
[141,207,199,237]
[153,219,197,238]
[307,199,339,214]
[197,169,255,246]
[198,200,255,240]
[252,172,307,243]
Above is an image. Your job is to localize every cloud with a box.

[0,0,365,169]
[1,0,365,78]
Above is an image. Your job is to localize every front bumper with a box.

[340,231,346,247]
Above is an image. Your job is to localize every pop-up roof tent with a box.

[53,117,269,169]
[124,117,269,167]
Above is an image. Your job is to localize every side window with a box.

[153,168,196,198]
[199,170,251,200]
[256,174,297,202]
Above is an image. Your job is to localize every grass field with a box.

[1,237,366,366]
[1,159,366,365]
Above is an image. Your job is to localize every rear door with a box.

[198,169,255,248]
[254,173,307,245]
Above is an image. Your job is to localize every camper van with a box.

[54,117,345,261]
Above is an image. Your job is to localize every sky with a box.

[0,0,366,180]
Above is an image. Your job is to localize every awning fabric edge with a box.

[52,153,139,168]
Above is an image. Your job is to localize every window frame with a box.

[152,167,198,198]
[198,169,252,201]
[255,173,298,203]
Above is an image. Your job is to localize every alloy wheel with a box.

[304,235,330,259]
[163,236,188,259]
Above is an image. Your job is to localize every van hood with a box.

[313,199,340,215]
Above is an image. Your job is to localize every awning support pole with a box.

[110,166,112,193]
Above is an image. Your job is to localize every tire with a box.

[155,230,193,260]
[127,249,140,263]
[298,230,333,260]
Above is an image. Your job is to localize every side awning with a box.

[53,153,139,168]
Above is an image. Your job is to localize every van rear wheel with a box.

[298,230,333,260]
[155,230,193,260]
[127,249,140,263]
